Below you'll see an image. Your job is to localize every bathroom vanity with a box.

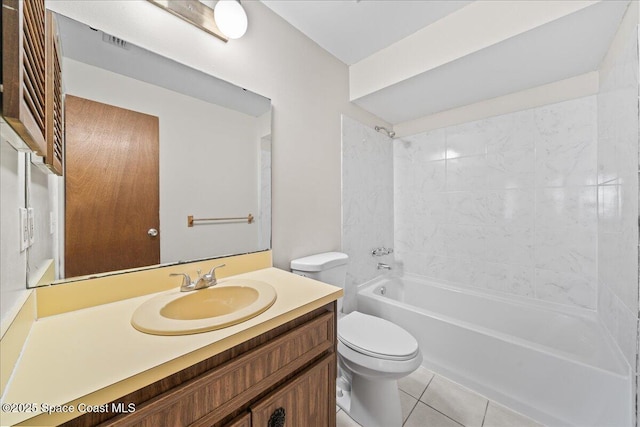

[0,254,342,427]
[64,304,336,427]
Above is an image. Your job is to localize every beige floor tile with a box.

[420,376,488,427]
[398,365,435,399]
[336,409,363,427]
[404,402,463,427]
[483,402,544,427]
[400,390,418,423]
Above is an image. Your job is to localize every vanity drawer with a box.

[250,354,334,427]
[102,311,335,427]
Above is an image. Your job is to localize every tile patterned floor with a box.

[336,367,544,427]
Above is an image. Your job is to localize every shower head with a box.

[375,126,395,138]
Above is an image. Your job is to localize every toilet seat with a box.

[338,311,419,361]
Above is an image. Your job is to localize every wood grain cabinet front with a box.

[63,304,337,427]
[2,0,48,154]
[250,354,334,427]
[2,1,64,175]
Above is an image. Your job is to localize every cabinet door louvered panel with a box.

[45,9,63,175]
[2,0,47,155]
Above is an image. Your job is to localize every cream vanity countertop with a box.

[1,267,342,426]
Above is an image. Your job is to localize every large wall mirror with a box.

[25,12,271,287]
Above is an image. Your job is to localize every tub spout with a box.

[377,262,392,270]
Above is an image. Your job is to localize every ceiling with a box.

[261,0,631,125]
[354,0,629,123]
[261,0,471,65]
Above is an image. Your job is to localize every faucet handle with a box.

[170,273,192,291]
[206,264,226,281]
[371,247,394,257]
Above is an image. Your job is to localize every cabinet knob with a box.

[147,228,158,237]
[267,407,285,427]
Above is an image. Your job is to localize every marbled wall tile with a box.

[477,262,535,297]
[536,186,597,231]
[598,184,623,233]
[445,121,488,159]
[396,159,446,194]
[485,110,538,154]
[416,192,449,222]
[441,257,482,288]
[595,19,639,368]
[534,226,597,279]
[446,155,487,191]
[534,97,597,187]
[485,189,535,228]
[342,115,393,303]
[446,191,489,226]
[598,285,619,341]
[599,230,639,314]
[442,225,485,260]
[534,268,596,309]
[616,302,638,368]
[397,129,446,162]
[483,226,534,266]
[535,135,597,187]
[420,253,449,280]
[534,96,597,143]
[392,95,605,310]
[486,148,535,189]
[397,221,445,255]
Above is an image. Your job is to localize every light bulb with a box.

[214,0,248,40]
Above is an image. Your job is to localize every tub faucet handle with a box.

[371,247,394,257]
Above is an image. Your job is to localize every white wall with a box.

[341,115,394,312]
[63,59,265,265]
[47,1,387,270]
[26,160,56,284]
[0,125,28,325]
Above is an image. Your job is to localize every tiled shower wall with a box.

[394,97,599,309]
[342,115,394,312]
[597,14,639,371]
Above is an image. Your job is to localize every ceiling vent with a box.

[102,33,130,50]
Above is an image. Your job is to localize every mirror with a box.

[25,12,271,286]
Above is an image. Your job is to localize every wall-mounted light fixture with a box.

[147,0,248,42]
[214,1,248,39]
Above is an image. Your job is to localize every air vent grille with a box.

[102,33,130,50]
[22,0,46,135]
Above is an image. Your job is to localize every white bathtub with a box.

[357,274,631,427]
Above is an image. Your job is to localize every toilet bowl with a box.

[290,252,422,427]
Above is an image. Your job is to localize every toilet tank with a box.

[290,252,349,288]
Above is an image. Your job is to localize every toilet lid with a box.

[338,312,419,361]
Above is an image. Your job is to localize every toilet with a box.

[290,252,422,427]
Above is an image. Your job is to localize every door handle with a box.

[148,228,158,237]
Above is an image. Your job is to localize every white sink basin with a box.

[131,279,277,335]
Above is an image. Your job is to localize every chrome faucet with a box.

[170,264,226,292]
[371,247,394,257]
[377,262,392,270]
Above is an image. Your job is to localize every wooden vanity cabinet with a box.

[2,0,47,155]
[2,1,64,174]
[62,303,337,427]
[44,9,64,175]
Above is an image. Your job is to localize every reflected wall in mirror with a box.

[25,12,272,286]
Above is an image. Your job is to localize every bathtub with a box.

[357,274,631,427]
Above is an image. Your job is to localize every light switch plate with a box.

[49,211,55,235]
[19,208,28,252]
[27,207,35,246]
